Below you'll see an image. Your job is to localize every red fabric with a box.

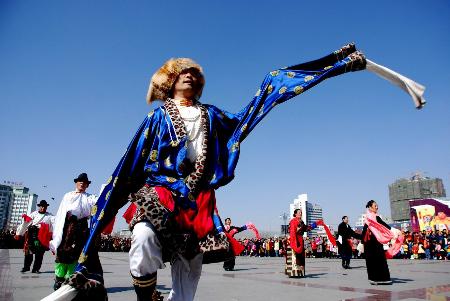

[37,223,52,249]
[316,219,336,247]
[22,214,32,223]
[225,232,245,255]
[102,218,115,234]
[229,228,238,236]
[364,228,371,242]
[172,189,215,239]
[349,239,355,250]
[154,187,175,211]
[246,222,261,240]
[289,218,304,254]
[122,187,215,240]
[123,203,137,224]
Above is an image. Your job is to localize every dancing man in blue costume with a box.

[44,43,425,301]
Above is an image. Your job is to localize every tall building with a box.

[0,185,13,230]
[389,173,446,222]
[289,194,324,237]
[6,185,38,230]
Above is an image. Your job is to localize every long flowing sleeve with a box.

[376,216,391,230]
[50,193,70,253]
[206,44,366,189]
[228,225,247,237]
[16,213,34,236]
[230,44,365,144]
[366,59,425,109]
[76,111,159,272]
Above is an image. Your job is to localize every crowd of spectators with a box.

[396,229,449,260]
[99,234,132,252]
[230,229,450,261]
[0,230,132,252]
[236,236,345,259]
[1,228,448,260]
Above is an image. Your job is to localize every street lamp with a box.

[280,213,288,237]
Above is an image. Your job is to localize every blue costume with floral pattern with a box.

[73,44,366,288]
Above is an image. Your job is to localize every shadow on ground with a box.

[227,268,258,271]
[107,284,171,294]
[391,278,414,284]
[305,273,327,278]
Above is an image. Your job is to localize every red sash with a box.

[123,187,215,239]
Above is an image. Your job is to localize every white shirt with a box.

[173,99,204,163]
[49,191,97,253]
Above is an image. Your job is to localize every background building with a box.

[6,185,38,230]
[389,173,446,222]
[289,194,324,237]
[0,184,13,230]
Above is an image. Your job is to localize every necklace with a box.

[181,113,201,122]
[169,98,203,142]
[174,98,194,107]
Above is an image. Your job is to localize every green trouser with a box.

[55,262,77,279]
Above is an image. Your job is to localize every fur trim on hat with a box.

[146,58,204,104]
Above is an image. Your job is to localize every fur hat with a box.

[146,58,204,104]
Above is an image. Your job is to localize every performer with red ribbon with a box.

[316,219,336,247]
[286,209,314,277]
[286,211,336,278]
[223,218,260,271]
[15,200,54,274]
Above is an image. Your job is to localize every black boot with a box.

[132,272,162,301]
[54,276,65,291]
[345,258,351,269]
[223,257,235,271]
[32,251,44,273]
[21,254,33,272]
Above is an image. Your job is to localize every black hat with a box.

[37,200,49,207]
[73,173,91,184]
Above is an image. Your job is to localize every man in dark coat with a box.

[337,216,361,269]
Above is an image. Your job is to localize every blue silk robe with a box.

[77,43,365,278]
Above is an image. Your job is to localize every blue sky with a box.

[1,0,449,233]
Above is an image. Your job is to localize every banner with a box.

[410,198,450,232]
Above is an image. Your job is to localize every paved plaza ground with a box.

[1,249,449,301]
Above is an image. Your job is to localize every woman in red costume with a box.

[223,217,260,271]
[286,209,316,277]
